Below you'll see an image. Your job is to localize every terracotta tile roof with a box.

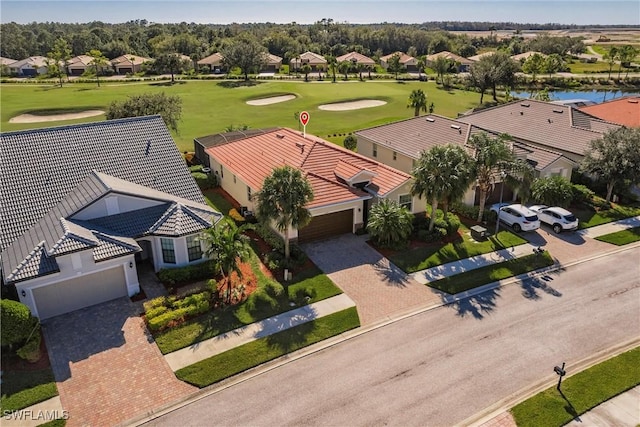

[206,128,411,209]
[458,99,621,156]
[427,51,473,65]
[110,54,152,66]
[334,159,376,181]
[468,52,495,61]
[356,114,470,159]
[197,52,223,65]
[290,52,327,65]
[263,53,283,65]
[579,96,640,127]
[67,55,95,67]
[336,52,376,65]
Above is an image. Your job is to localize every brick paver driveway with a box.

[303,234,443,325]
[42,298,194,427]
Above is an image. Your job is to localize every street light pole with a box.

[495,171,506,234]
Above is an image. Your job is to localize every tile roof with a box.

[336,52,376,65]
[457,99,621,156]
[87,204,172,237]
[197,52,224,65]
[10,56,48,69]
[1,57,17,66]
[149,203,214,236]
[290,52,327,65]
[263,53,283,65]
[380,52,416,64]
[579,96,640,127]
[91,231,141,263]
[205,128,411,209]
[195,128,280,150]
[356,114,470,159]
[513,142,577,171]
[511,51,546,61]
[468,52,495,61]
[5,242,60,284]
[47,218,99,257]
[426,51,473,65]
[110,54,152,66]
[67,55,95,67]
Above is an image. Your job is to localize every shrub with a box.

[264,281,285,298]
[148,307,190,332]
[418,228,447,242]
[189,164,204,173]
[254,222,284,251]
[433,218,448,231]
[145,305,169,320]
[445,213,461,236]
[16,331,41,362]
[157,261,216,287]
[192,171,217,190]
[1,299,38,347]
[343,135,357,150]
[572,184,595,205]
[145,290,212,332]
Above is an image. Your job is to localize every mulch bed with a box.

[0,330,51,372]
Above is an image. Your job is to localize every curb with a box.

[125,242,640,426]
[460,337,640,427]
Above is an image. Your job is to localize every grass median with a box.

[595,226,640,245]
[176,306,360,387]
[427,251,554,294]
[511,346,640,427]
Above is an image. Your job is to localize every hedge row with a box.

[157,261,216,287]
[145,291,212,332]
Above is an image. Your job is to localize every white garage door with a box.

[33,267,127,320]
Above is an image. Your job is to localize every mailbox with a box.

[554,366,566,376]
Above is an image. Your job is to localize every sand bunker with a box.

[318,100,387,111]
[246,95,296,105]
[10,110,105,123]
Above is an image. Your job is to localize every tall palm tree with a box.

[338,60,350,80]
[325,54,338,83]
[367,199,413,248]
[407,89,428,117]
[201,219,252,304]
[433,56,450,85]
[416,55,426,80]
[255,166,314,259]
[412,145,474,230]
[604,46,618,80]
[301,63,312,82]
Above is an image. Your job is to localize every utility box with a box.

[470,225,488,241]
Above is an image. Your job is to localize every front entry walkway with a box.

[43,298,194,427]
[303,234,444,325]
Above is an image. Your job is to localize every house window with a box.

[233,174,236,184]
[219,165,224,178]
[247,185,252,200]
[186,235,202,262]
[399,194,412,211]
[373,144,378,158]
[393,151,397,161]
[160,238,176,264]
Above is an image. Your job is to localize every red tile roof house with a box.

[110,54,153,74]
[0,116,221,320]
[66,54,97,76]
[579,96,640,128]
[426,51,475,72]
[200,128,419,242]
[379,52,419,72]
[290,52,328,73]
[197,52,225,73]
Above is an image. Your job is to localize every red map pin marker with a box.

[300,111,310,126]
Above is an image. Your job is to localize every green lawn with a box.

[595,226,640,245]
[389,224,527,273]
[0,368,58,412]
[202,188,234,214]
[427,251,554,294]
[573,202,640,229]
[566,61,616,74]
[511,346,640,427]
[176,306,360,387]
[0,80,480,152]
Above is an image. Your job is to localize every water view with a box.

[511,90,639,104]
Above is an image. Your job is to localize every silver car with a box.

[490,203,541,232]
[529,205,579,233]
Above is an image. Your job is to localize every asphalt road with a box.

[147,247,640,427]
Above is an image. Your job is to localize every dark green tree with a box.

[407,89,428,117]
[387,53,403,79]
[221,34,267,80]
[87,49,109,88]
[530,176,574,207]
[1,299,38,348]
[46,37,71,87]
[106,93,183,131]
[343,135,357,151]
[367,199,413,249]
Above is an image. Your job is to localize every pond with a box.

[511,90,639,104]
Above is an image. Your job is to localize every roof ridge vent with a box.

[426,117,435,122]
[520,103,530,107]
[628,99,639,104]
[276,133,285,139]
[552,109,564,113]
[450,124,461,130]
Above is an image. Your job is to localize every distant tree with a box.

[46,37,71,87]
[543,53,565,77]
[468,57,492,103]
[221,34,267,80]
[86,49,109,88]
[407,89,428,117]
[356,63,366,81]
[343,134,357,151]
[530,176,574,208]
[153,53,189,83]
[433,56,450,84]
[387,53,403,79]
[367,199,413,249]
[300,63,312,82]
[580,127,640,203]
[106,93,183,131]
[338,60,350,80]
[604,46,619,80]
[619,45,639,79]
[325,54,337,83]
[416,55,427,80]
[487,52,519,102]
[522,53,545,84]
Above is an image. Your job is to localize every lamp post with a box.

[495,171,506,234]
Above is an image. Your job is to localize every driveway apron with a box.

[42,298,194,427]
[303,234,443,325]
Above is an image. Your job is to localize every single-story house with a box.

[426,51,474,72]
[290,52,327,72]
[467,51,495,62]
[261,53,283,72]
[203,128,419,242]
[379,52,418,72]
[511,51,547,63]
[0,116,221,320]
[66,55,96,75]
[336,52,376,69]
[110,54,152,74]
[197,52,225,73]
[8,56,49,76]
[1,56,17,73]
[579,96,640,128]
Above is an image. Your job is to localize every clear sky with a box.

[1,0,638,25]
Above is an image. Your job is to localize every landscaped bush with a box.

[444,213,461,236]
[16,331,41,363]
[572,184,595,205]
[450,202,491,223]
[145,290,212,332]
[254,222,284,250]
[0,299,38,347]
[192,171,217,190]
[157,261,216,287]
[189,164,203,173]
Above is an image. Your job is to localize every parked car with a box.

[490,203,541,232]
[529,205,579,233]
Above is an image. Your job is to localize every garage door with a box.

[32,267,127,320]
[298,209,353,242]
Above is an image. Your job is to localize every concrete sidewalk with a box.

[0,396,65,427]
[577,215,640,239]
[565,385,640,427]
[164,293,356,371]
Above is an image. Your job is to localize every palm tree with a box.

[255,166,314,259]
[367,199,413,248]
[604,46,618,80]
[201,219,252,304]
[433,56,450,85]
[338,60,350,80]
[468,132,517,222]
[325,55,338,83]
[416,55,426,80]
[412,145,474,230]
[407,89,428,117]
[300,63,312,82]
[356,63,366,81]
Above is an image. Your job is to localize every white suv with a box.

[529,205,579,233]
[490,203,541,232]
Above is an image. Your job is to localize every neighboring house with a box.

[467,51,495,62]
[110,54,152,74]
[290,52,327,72]
[1,56,17,73]
[66,55,96,75]
[579,96,640,128]
[380,52,418,72]
[511,51,547,62]
[0,116,221,320]
[356,110,582,206]
[426,51,474,72]
[197,52,225,73]
[336,52,376,69]
[203,128,418,242]
[8,56,49,76]
[261,53,283,72]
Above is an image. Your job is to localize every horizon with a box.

[1,1,639,26]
